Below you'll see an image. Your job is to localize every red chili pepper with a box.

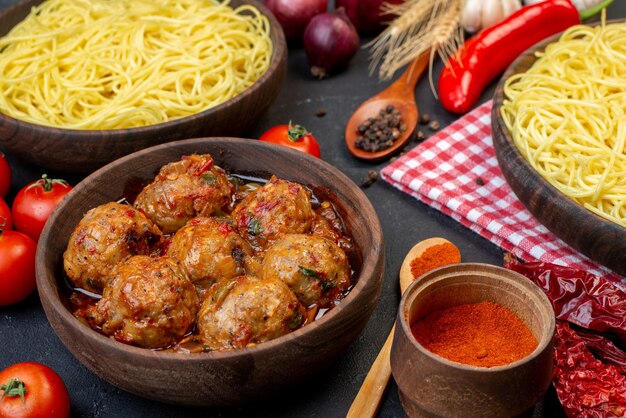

[553,322,626,417]
[576,328,626,374]
[504,257,626,416]
[438,0,580,114]
[505,258,626,344]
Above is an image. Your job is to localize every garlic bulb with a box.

[461,0,522,34]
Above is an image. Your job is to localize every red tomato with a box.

[0,230,36,306]
[12,175,72,242]
[259,122,321,158]
[0,152,10,199]
[0,362,70,418]
[0,197,11,231]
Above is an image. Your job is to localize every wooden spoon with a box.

[345,49,431,162]
[346,237,459,418]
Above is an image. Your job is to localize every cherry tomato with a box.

[0,362,70,418]
[0,230,36,306]
[12,174,73,242]
[0,197,12,231]
[259,122,321,158]
[0,152,10,199]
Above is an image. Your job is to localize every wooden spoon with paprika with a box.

[346,237,460,418]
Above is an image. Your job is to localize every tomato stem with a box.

[287,121,309,142]
[0,378,27,406]
[26,174,69,193]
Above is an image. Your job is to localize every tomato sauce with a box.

[59,171,360,353]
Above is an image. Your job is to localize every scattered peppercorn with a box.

[416,130,426,141]
[420,114,430,125]
[355,105,407,152]
[315,107,327,117]
[429,120,440,131]
[360,170,379,188]
[476,177,485,186]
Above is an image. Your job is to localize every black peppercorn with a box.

[354,104,407,152]
[360,170,379,188]
[315,107,326,117]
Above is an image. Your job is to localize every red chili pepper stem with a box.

[580,0,613,20]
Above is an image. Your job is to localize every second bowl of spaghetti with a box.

[492,18,626,276]
[0,0,287,172]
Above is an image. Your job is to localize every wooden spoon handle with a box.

[398,48,431,89]
[346,324,395,418]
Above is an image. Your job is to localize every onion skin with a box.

[303,8,360,79]
[336,0,404,34]
[264,0,327,43]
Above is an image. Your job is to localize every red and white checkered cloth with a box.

[381,100,625,288]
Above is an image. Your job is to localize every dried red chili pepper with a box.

[505,257,626,416]
[505,258,626,344]
[438,0,580,114]
[553,322,626,417]
[576,328,626,375]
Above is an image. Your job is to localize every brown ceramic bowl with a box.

[0,0,287,173]
[491,23,626,277]
[35,137,384,406]
[391,263,555,418]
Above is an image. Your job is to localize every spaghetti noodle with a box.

[0,0,272,129]
[501,17,626,228]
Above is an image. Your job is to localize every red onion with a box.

[264,0,327,43]
[336,0,404,34]
[303,8,360,79]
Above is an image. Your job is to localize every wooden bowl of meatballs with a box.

[36,137,385,406]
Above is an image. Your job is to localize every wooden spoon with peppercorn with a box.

[345,49,431,162]
[347,237,460,418]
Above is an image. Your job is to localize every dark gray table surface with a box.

[2,2,625,417]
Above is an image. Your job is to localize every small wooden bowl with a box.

[491,24,626,276]
[35,137,385,406]
[391,263,555,418]
[0,0,287,173]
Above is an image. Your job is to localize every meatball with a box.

[197,275,306,350]
[63,202,162,294]
[310,203,355,261]
[261,234,351,308]
[231,176,315,250]
[134,154,233,233]
[166,217,254,291]
[94,256,199,349]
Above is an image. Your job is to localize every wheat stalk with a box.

[369,0,464,84]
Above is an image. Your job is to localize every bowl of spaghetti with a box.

[492,18,626,277]
[0,0,287,172]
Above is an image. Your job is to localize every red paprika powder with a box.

[411,301,538,367]
[409,242,460,279]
